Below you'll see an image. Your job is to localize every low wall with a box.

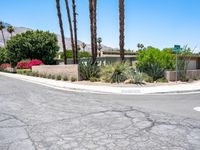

[32,65,80,81]
[165,70,200,81]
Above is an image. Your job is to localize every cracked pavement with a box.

[0,75,200,150]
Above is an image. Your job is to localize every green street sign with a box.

[173,45,182,52]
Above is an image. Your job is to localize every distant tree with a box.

[6,30,59,67]
[0,21,6,46]
[7,26,15,38]
[137,43,144,50]
[97,37,102,56]
[72,0,78,64]
[119,0,125,61]
[81,42,86,51]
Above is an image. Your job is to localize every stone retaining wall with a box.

[165,70,200,81]
[32,65,80,81]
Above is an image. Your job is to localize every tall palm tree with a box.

[89,0,97,64]
[56,0,67,65]
[81,42,86,51]
[0,21,6,46]
[65,0,76,64]
[7,26,15,38]
[72,0,78,64]
[119,0,125,61]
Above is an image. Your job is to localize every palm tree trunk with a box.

[56,0,67,65]
[119,0,125,62]
[1,30,6,47]
[65,0,76,64]
[93,0,97,60]
[72,0,78,64]
[89,0,97,64]
[89,0,94,62]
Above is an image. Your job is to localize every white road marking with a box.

[193,107,200,112]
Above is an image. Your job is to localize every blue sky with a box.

[1,0,200,52]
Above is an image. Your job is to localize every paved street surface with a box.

[0,75,200,150]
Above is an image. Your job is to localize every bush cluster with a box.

[16,60,43,69]
[136,47,175,81]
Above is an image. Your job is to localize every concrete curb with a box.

[0,72,200,95]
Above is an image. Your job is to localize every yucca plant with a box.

[79,59,100,80]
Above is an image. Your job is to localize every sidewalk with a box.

[0,72,200,95]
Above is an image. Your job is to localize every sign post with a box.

[173,45,181,82]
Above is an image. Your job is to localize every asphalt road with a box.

[0,75,200,150]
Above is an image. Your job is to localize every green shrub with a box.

[90,77,100,82]
[156,77,168,83]
[6,30,59,67]
[79,59,100,80]
[125,68,144,84]
[47,74,52,79]
[62,75,68,81]
[137,47,175,81]
[56,75,62,80]
[51,75,56,80]
[71,77,77,82]
[101,63,129,83]
[43,74,47,78]
[143,74,154,83]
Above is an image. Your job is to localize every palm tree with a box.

[0,21,6,46]
[7,26,15,38]
[97,37,102,57]
[89,0,97,64]
[65,0,76,64]
[72,0,78,64]
[119,0,125,61]
[56,0,67,64]
[81,42,86,51]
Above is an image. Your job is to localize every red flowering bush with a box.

[0,63,11,69]
[27,60,43,69]
[16,61,30,69]
[17,59,44,69]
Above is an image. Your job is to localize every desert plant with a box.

[56,75,62,80]
[79,59,100,80]
[137,47,175,81]
[62,75,68,81]
[51,75,56,80]
[90,77,100,82]
[101,63,129,83]
[47,74,52,79]
[156,77,168,83]
[71,76,77,82]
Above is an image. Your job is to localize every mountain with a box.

[0,24,113,52]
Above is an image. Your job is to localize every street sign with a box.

[173,45,182,52]
[173,45,182,82]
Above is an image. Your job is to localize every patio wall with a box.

[32,65,80,81]
[165,70,200,81]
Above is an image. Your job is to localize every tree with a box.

[65,0,76,64]
[6,30,59,67]
[97,37,102,57]
[7,26,15,38]
[81,42,86,51]
[56,0,67,65]
[0,21,6,46]
[89,0,97,64]
[72,0,78,64]
[119,0,125,61]
[137,43,144,50]
[0,47,8,64]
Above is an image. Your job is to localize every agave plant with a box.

[79,59,100,80]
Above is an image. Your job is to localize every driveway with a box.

[0,75,200,150]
